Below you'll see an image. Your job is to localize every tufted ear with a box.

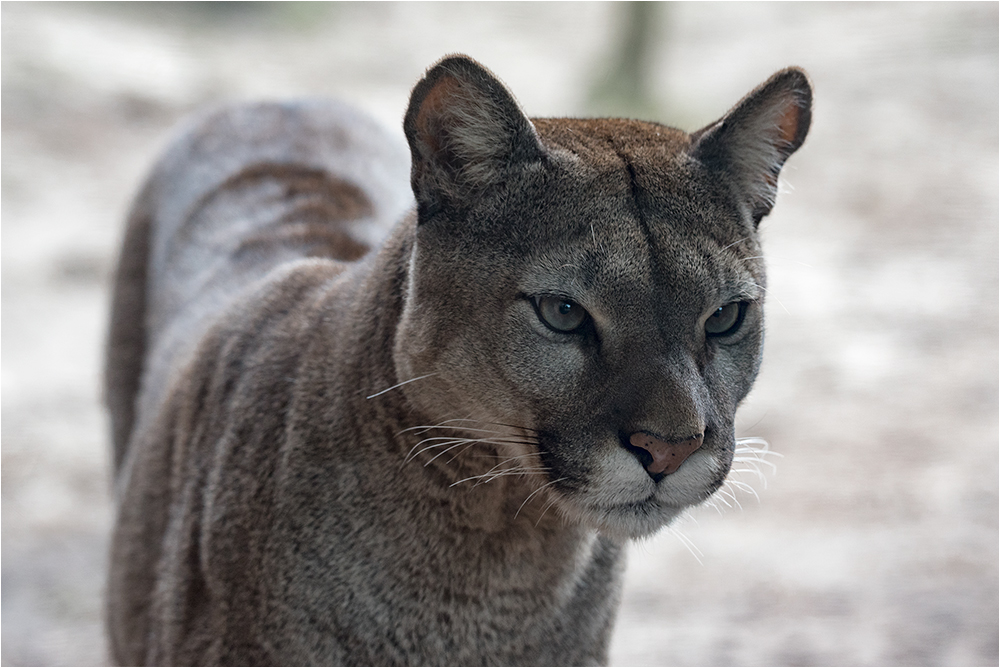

[691,67,812,227]
[403,55,546,221]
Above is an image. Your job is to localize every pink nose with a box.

[628,432,704,476]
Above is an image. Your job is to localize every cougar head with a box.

[393,55,811,539]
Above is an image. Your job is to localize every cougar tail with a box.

[105,182,154,475]
[104,101,413,476]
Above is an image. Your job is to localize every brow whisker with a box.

[719,236,752,252]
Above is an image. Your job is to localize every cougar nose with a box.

[627,432,704,477]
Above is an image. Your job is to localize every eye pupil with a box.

[558,301,573,315]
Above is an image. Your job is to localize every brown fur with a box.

[106,55,811,665]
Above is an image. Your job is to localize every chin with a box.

[553,493,687,541]
[595,501,687,541]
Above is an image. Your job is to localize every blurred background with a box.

[2,2,997,665]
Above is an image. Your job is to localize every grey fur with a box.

[106,55,811,665]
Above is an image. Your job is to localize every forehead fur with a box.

[530,117,755,251]
[531,118,691,166]
[521,117,764,311]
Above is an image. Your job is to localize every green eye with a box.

[705,302,746,337]
[534,296,588,333]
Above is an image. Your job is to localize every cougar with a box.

[105,54,811,665]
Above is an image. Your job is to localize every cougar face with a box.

[394,113,776,539]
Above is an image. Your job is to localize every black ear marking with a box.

[691,67,813,226]
[402,55,546,222]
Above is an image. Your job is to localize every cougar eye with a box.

[705,301,747,337]
[534,296,588,333]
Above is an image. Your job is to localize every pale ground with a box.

[2,2,997,666]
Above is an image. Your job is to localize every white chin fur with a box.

[553,447,725,540]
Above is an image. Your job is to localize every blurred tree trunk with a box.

[587,2,663,119]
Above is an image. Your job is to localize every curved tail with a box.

[105,182,154,474]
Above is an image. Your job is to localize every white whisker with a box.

[729,467,769,485]
[446,440,484,465]
[702,496,724,515]
[725,478,760,502]
[471,468,548,488]
[398,422,501,436]
[534,495,561,527]
[514,478,563,519]
[366,373,438,399]
[424,439,477,466]
[713,490,734,509]
[744,281,790,314]
[450,467,549,488]
[404,434,535,464]
[396,420,475,435]
[405,437,466,463]
[720,236,752,252]
[470,452,539,461]
[462,456,523,485]
[716,486,743,511]
[733,454,779,469]
[701,437,781,512]
[666,522,704,565]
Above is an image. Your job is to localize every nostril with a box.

[621,433,654,471]
[626,431,704,479]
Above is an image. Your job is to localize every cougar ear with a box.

[403,55,546,221]
[691,67,812,226]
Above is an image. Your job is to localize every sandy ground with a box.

[2,2,997,666]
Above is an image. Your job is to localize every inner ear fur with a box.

[691,67,813,225]
[403,55,546,220]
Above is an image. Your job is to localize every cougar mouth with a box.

[530,428,734,539]
[535,468,684,539]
